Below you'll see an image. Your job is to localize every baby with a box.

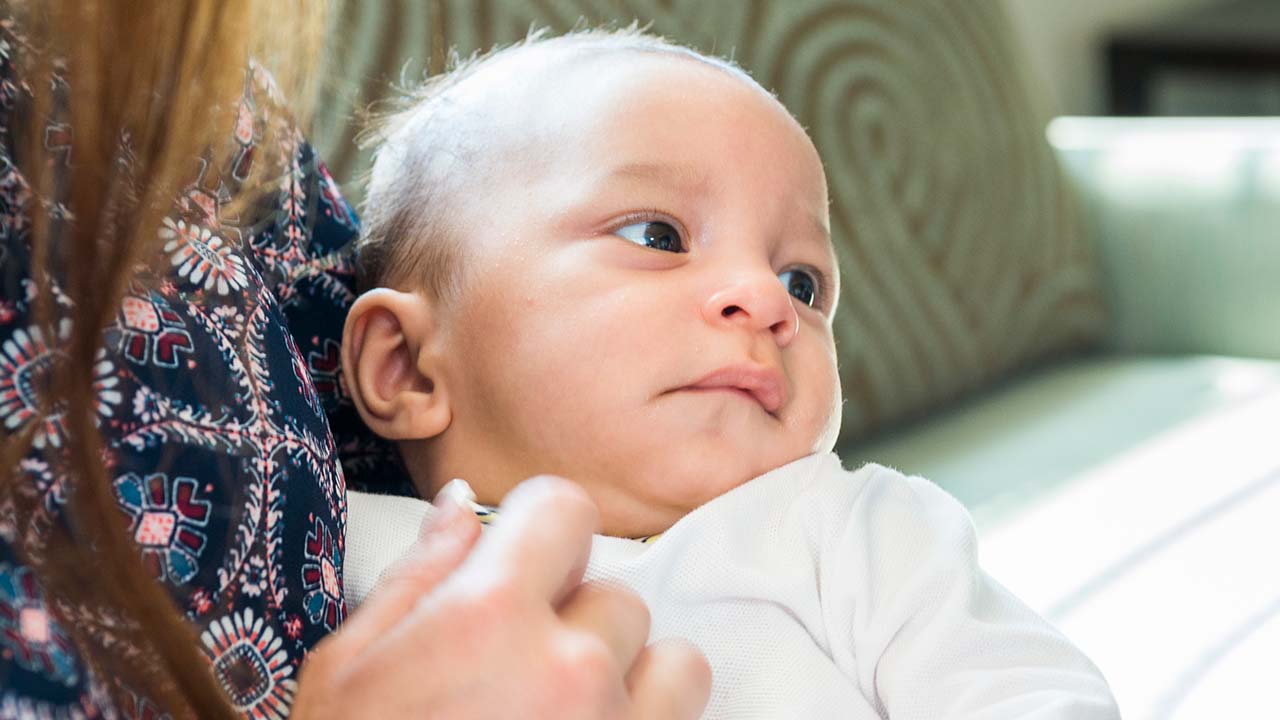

[339,29,1120,719]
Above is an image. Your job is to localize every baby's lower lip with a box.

[678,386,765,409]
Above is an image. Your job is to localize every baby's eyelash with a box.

[797,264,835,312]
[610,208,686,235]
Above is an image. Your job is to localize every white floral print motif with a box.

[160,216,250,295]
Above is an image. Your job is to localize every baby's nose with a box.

[702,273,799,347]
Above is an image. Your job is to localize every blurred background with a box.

[311,2,1279,718]
[1010,0,1280,116]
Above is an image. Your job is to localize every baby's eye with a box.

[615,220,686,253]
[778,269,818,308]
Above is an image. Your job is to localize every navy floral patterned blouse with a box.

[0,17,410,717]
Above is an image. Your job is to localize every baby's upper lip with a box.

[683,364,787,415]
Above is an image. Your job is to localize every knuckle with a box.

[659,639,712,691]
[442,575,523,625]
[613,586,650,631]
[583,583,650,641]
[476,573,524,611]
[555,632,616,691]
[683,648,713,694]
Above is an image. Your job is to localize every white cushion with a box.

[848,354,1280,719]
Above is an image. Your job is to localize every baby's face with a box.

[435,52,840,535]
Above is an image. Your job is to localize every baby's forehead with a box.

[473,46,810,158]
[411,42,799,182]
[437,38,784,134]
[479,46,824,203]
[393,36,833,251]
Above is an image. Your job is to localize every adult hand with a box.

[291,475,711,719]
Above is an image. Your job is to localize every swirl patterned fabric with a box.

[313,0,1106,446]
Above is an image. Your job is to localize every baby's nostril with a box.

[722,305,742,318]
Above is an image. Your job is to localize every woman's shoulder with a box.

[0,28,401,712]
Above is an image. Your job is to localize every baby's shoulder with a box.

[796,456,978,550]
[791,454,946,506]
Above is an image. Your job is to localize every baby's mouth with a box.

[675,364,786,417]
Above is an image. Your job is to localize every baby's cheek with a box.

[813,393,842,453]
[799,352,842,453]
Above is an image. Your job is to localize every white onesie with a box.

[343,453,1120,719]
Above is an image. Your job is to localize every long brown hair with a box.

[0,1,324,714]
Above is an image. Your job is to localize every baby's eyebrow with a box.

[815,219,837,261]
[606,161,709,194]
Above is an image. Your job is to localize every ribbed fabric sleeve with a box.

[345,491,431,605]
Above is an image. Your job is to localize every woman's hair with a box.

[356,26,759,304]
[0,1,322,714]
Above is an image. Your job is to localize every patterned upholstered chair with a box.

[313,3,1280,717]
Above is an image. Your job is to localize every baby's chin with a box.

[593,448,808,537]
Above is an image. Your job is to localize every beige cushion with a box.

[312,0,1106,445]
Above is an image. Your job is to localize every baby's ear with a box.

[341,288,451,440]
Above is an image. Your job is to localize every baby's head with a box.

[343,29,842,536]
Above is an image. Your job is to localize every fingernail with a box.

[436,478,477,508]
[427,478,473,527]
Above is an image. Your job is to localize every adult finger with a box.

[625,639,712,720]
[558,581,651,674]
[330,498,482,656]
[462,475,599,604]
